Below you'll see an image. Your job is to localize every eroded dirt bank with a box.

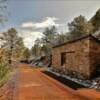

[0,71,18,100]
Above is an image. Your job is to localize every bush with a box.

[0,61,9,80]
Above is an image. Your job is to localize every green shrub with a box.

[0,61,9,80]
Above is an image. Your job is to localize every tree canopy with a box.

[0,28,26,64]
[68,15,94,39]
[90,9,100,32]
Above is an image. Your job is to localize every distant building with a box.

[52,34,100,79]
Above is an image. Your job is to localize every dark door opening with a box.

[61,52,66,66]
[96,67,100,76]
[93,65,100,78]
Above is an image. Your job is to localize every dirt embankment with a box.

[0,72,18,100]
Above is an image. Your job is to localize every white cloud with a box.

[30,31,43,38]
[20,17,66,49]
[22,22,34,28]
[22,31,43,49]
[23,37,34,49]
[21,17,60,29]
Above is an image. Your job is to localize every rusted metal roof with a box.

[53,34,100,48]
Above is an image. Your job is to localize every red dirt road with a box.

[15,64,100,100]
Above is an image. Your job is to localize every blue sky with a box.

[0,0,100,48]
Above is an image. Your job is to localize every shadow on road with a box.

[42,71,85,90]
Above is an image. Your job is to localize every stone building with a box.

[52,34,100,79]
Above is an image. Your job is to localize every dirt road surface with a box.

[14,64,100,100]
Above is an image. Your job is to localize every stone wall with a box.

[52,36,100,79]
[89,37,100,76]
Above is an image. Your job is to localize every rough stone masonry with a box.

[52,34,100,79]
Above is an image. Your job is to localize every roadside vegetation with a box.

[0,28,27,85]
[0,0,9,85]
[0,60,10,87]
